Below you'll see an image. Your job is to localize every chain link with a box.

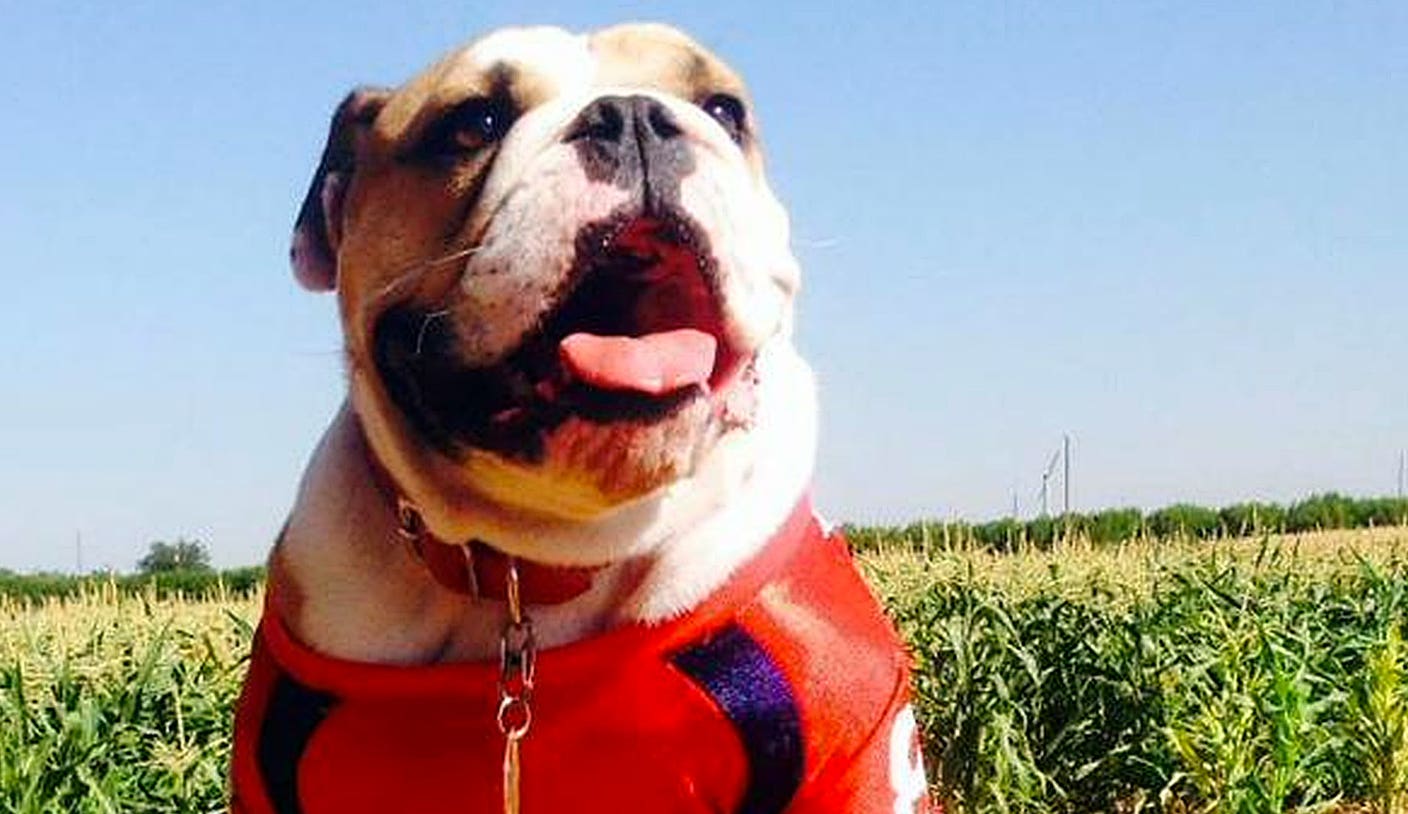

[497,558,535,814]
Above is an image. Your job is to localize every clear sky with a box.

[2,2,1404,572]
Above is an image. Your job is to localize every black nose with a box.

[568,95,683,146]
[567,95,693,201]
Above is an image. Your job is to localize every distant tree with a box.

[1353,496,1408,527]
[1025,516,1059,548]
[974,518,1024,552]
[1148,504,1222,540]
[1286,493,1357,533]
[1088,508,1145,544]
[1218,501,1287,537]
[137,538,212,574]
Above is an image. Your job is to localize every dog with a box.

[231,22,933,814]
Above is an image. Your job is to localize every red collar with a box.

[258,495,821,695]
[358,426,599,606]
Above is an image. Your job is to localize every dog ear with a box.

[290,87,391,292]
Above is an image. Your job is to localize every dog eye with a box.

[432,96,515,154]
[700,93,747,143]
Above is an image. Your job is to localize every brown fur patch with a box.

[590,24,749,108]
[265,529,305,629]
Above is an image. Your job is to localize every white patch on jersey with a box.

[888,704,928,813]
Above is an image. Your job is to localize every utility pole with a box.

[1063,434,1072,516]
[1399,450,1406,499]
[75,530,83,575]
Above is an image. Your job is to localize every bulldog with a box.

[231,22,933,814]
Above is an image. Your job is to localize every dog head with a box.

[292,24,808,564]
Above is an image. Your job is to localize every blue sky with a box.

[2,2,1404,571]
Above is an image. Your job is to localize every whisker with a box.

[793,236,841,250]
[368,243,485,305]
[414,309,452,357]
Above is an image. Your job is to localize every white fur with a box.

[471,27,596,95]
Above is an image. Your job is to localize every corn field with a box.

[862,527,1408,813]
[0,584,256,813]
[3,527,1408,812]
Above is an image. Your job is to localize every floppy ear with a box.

[290,87,391,292]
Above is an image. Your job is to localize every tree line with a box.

[0,537,259,603]
[845,492,1408,553]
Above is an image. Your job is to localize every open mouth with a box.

[372,212,747,460]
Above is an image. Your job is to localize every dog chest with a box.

[231,513,920,813]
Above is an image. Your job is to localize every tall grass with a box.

[0,583,258,813]
[863,528,1408,813]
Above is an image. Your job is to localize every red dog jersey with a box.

[231,501,937,813]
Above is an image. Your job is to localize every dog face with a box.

[292,24,802,547]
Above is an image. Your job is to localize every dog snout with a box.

[567,95,694,198]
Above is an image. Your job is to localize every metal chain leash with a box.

[495,556,536,814]
[395,499,537,814]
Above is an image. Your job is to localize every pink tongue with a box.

[559,329,718,396]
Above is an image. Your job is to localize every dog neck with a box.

[271,343,817,664]
[358,426,604,606]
